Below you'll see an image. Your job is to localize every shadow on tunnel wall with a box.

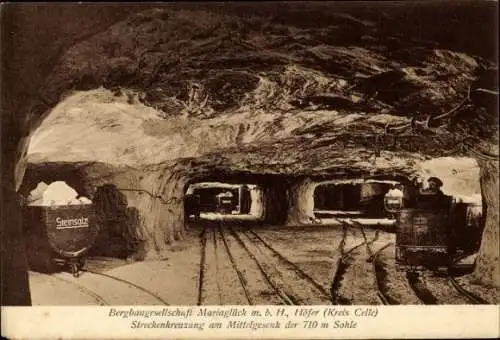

[88,184,141,259]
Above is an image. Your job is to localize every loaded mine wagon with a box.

[23,204,99,277]
[22,181,99,277]
[216,191,236,214]
[388,177,484,274]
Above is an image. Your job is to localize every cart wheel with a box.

[71,262,80,278]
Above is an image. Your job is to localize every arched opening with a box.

[313,178,403,226]
[184,182,263,222]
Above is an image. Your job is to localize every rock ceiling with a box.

[28,4,498,179]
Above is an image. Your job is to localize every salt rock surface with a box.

[28,198,44,206]
[79,196,92,204]
[28,181,49,203]
[69,198,82,205]
[28,181,94,206]
[41,181,78,206]
[386,188,404,198]
[217,191,234,198]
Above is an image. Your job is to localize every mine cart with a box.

[216,192,235,214]
[23,204,99,277]
[395,199,454,273]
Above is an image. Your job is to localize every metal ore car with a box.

[216,191,236,214]
[23,204,99,277]
[395,194,455,272]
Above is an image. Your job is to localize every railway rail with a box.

[32,268,170,305]
[330,223,368,305]
[247,229,331,300]
[227,226,296,305]
[196,221,493,306]
[197,227,208,305]
[217,225,254,304]
[448,276,490,304]
[31,271,109,305]
[81,269,170,305]
[239,228,331,305]
[447,256,490,304]
[406,272,439,304]
[347,219,398,305]
[198,223,334,305]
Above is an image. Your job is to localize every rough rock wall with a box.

[249,187,264,218]
[473,159,499,287]
[1,4,145,306]
[286,178,317,225]
[83,165,189,260]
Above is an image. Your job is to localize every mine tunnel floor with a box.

[29,222,499,305]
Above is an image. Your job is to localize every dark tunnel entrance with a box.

[184,182,263,222]
[314,180,399,219]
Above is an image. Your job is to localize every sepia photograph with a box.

[1,1,499,338]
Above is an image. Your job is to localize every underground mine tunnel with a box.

[2,3,498,308]
[185,182,257,217]
[183,174,290,226]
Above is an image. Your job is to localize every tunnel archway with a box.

[2,3,498,307]
[313,179,401,220]
[184,181,264,223]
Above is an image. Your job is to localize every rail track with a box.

[226,226,296,305]
[217,225,254,304]
[347,219,398,305]
[247,229,331,300]
[406,272,439,304]
[31,271,109,305]
[81,269,170,305]
[212,225,223,303]
[197,221,493,306]
[199,225,254,305]
[448,257,490,304]
[33,267,170,305]
[448,276,490,304]
[197,223,334,305]
[197,227,208,305]
[330,223,368,305]
[198,226,227,305]
[237,228,331,305]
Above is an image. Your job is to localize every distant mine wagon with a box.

[395,195,454,272]
[23,204,99,277]
[216,192,236,214]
